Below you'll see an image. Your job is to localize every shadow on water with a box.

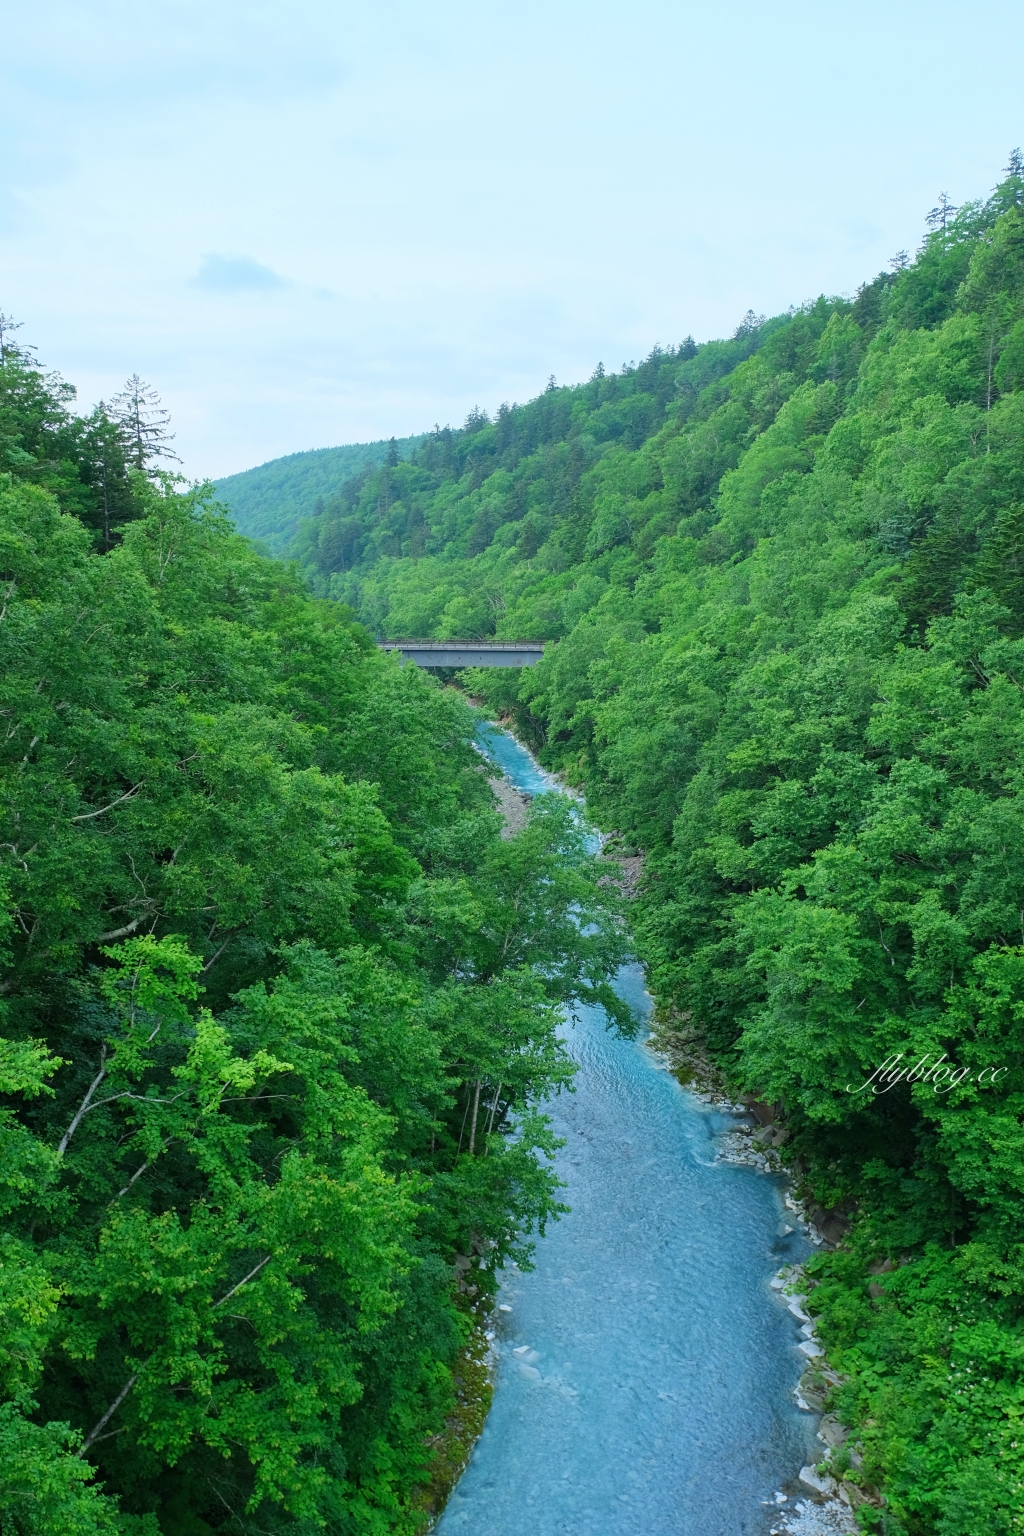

[438,725,819,1536]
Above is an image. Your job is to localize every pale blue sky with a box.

[3,0,1022,479]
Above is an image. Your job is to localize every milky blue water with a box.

[435,724,819,1536]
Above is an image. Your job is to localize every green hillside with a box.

[214,434,426,554]
[291,158,1024,1534]
[0,348,628,1529]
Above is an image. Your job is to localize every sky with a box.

[3,0,1024,481]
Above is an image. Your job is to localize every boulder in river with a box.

[796,1369,829,1411]
[817,1415,848,1450]
[798,1465,837,1495]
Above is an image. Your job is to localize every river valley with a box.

[436,724,823,1536]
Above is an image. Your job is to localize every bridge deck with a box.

[378,640,547,668]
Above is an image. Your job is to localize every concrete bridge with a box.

[378,639,547,668]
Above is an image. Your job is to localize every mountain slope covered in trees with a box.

[287,159,1024,1535]
[0,346,631,1532]
[214,435,426,556]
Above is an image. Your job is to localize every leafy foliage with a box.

[215,437,427,557]
[298,161,1024,1532]
[0,405,630,1532]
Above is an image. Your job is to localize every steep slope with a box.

[214,433,426,554]
[292,160,1024,1535]
[0,355,630,1532]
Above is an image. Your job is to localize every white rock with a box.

[798,1339,824,1358]
[778,1496,858,1535]
[498,1303,513,1312]
[798,1465,837,1495]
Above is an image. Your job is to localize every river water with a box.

[436,724,819,1536]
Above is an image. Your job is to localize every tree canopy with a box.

[286,159,1024,1534]
[0,374,630,1532]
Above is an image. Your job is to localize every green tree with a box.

[107,375,180,473]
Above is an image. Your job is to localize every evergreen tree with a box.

[0,470,629,1531]
[107,374,180,472]
[0,309,30,364]
[270,156,1024,1534]
[925,190,958,229]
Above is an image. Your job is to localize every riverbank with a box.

[437,720,827,1535]
[475,710,868,1534]
[416,1310,495,1527]
[644,1005,870,1533]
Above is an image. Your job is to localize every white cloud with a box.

[189,256,287,293]
[2,0,1023,478]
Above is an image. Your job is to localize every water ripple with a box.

[436,727,818,1535]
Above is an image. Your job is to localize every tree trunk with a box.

[468,1078,482,1155]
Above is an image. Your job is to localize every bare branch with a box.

[113,1141,171,1200]
[95,915,149,943]
[74,1253,272,1459]
[485,1080,503,1138]
[71,782,143,822]
[84,1427,126,1447]
[468,1078,482,1156]
[202,934,233,972]
[212,1255,271,1310]
[218,1094,298,1105]
[58,1049,108,1157]
[74,1247,272,1460]
[60,1077,188,1156]
[77,1370,138,1455]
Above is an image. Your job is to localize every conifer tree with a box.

[107,374,180,472]
[925,191,958,229]
[0,310,27,364]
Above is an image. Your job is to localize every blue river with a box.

[435,724,819,1536]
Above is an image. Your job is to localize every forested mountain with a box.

[214,435,426,556]
[0,343,631,1531]
[285,159,1024,1534]
[9,153,1024,1536]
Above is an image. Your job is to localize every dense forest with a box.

[0,340,632,1531]
[10,151,1024,1536]
[268,158,1024,1534]
[214,436,427,558]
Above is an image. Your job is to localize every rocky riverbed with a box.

[643,1023,878,1534]
[463,718,868,1535]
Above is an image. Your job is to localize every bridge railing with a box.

[377,640,549,668]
